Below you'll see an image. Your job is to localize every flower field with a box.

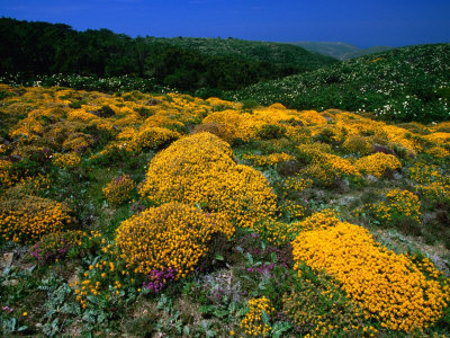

[0,83,449,336]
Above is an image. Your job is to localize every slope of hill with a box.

[287,41,393,60]
[229,43,450,123]
[0,84,449,336]
[0,18,337,95]
[147,37,337,70]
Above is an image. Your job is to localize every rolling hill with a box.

[287,41,393,60]
[0,18,337,95]
[229,43,450,123]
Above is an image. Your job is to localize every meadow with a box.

[0,83,449,336]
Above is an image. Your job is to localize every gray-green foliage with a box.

[230,43,450,123]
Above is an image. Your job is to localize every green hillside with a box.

[147,37,337,70]
[0,18,336,96]
[288,41,393,60]
[229,44,450,123]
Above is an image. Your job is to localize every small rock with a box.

[0,252,14,270]
[145,99,160,106]
[68,274,79,286]
[366,175,378,183]
[373,143,395,155]
[392,172,402,180]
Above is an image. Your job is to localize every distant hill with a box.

[146,37,337,71]
[0,18,337,96]
[229,44,450,123]
[287,41,393,60]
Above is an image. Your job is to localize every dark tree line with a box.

[0,18,334,95]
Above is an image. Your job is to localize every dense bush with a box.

[230,44,450,123]
[292,221,449,332]
[115,202,234,278]
[0,195,71,243]
[138,132,277,228]
[0,18,336,94]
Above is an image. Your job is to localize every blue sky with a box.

[1,0,449,47]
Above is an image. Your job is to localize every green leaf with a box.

[245,252,253,265]
[270,252,278,263]
[261,310,270,325]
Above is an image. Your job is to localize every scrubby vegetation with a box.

[0,18,336,96]
[0,84,449,336]
[230,43,450,123]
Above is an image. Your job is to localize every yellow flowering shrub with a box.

[291,209,340,232]
[139,132,277,228]
[115,203,234,279]
[298,110,328,126]
[408,163,450,202]
[52,152,81,168]
[0,160,16,188]
[282,271,378,337]
[243,152,295,167]
[297,144,360,185]
[342,135,373,155]
[102,175,136,206]
[240,296,275,337]
[408,163,442,184]
[192,122,237,144]
[127,126,181,151]
[0,195,71,243]
[202,110,256,142]
[354,152,402,178]
[281,176,313,198]
[30,229,97,262]
[292,222,449,332]
[416,182,450,203]
[62,133,93,152]
[368,189,421,225]
[425,146,449,158]
[278,200,306,221]
[253,220,297,246]
[423,132,450,146]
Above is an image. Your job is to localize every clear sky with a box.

[1,0,449,48]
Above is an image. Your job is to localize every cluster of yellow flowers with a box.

[240,296,275,337]
[278,200,306,220]
[242,152,294,167]
[71,259,126,308]
[102,175,136,206]
[296,144,360,185]
[291,209,340,232]
[408,163,450,203]
[32,229,102,262]
[292,221,449,332]
[118,126,181,152]
[115,203,234,279]
[425,146,449,158]
[282,271,378,337]
[253,220,295,246]
[354,152,402,178]
[139,133,277,228]
[368,189,421,224]
[281,176,313,198]
[0,159,16,187]
[342,135,374,155]
[192,122,237,144]
[52,152,81,168]
[2,85,229,168]
[0,195,71,243]
[62,133,93,152]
